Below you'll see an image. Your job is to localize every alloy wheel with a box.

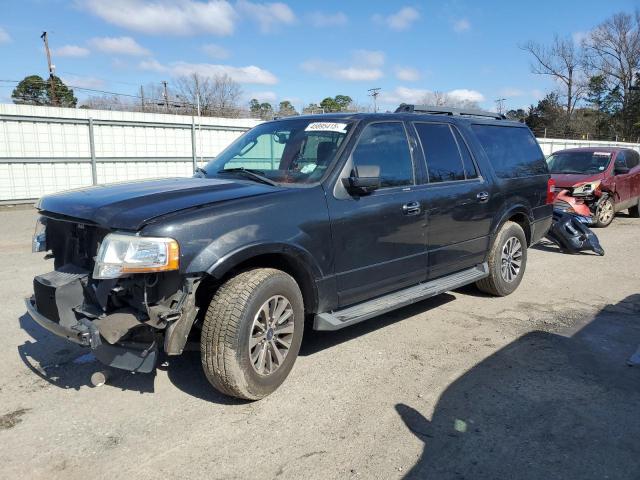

[500,236,523,283]
[248,295,295,376]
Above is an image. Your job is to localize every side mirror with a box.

[342,165,381,195]
[614,162,630,175]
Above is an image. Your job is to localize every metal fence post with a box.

[191,117,197,172]
[88,117,97,185]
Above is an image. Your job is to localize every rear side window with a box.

[471,125,547,178]
[453,128,478,179]
[414,123,465,182]
[351,122,414,188]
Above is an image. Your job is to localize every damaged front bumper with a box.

[25,265,200,374]
[25,296,159,373]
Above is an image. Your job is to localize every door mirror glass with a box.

[342,164,381,195]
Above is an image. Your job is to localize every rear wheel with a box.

[476,221,527,297]
[628,198,640,218]
[594,197,615,227]
[200,268,304,400]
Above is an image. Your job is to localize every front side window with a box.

[472,125,547,178]
[414,123,466,183]
[204,119,353,185]
[351,122,414,188]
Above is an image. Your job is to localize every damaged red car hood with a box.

[551,172,606,189]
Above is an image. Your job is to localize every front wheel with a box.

[594,197,615,227]
[476,221,527,297]
[200,268,304,400]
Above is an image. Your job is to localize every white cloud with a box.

[139,59,278,85]
[308,11,347,27]
[89,36,150,56]
[301,49,385,81]
[237,0,295,33]
[80,0,236,36]
[61,75,105,89]
[138,58,167,72]
[379,86,485,106]
[453,18,470,33]
[448,89,485,103]
[202,43,230,59]
[54,45,90,57]
[395,67,420,82]
[373,7,420,31]
[0,27,11,44]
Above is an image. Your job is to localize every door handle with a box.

[402,201,421,216]
[477,191,489,203]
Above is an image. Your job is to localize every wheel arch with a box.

[492,204,532,246]
[200,243,321,315]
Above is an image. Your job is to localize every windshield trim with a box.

[203,117,359,189]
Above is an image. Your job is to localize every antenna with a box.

[368,87,381,113]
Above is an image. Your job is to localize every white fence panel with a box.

[3,103,640,202]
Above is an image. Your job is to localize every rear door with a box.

[612,150,640,209]
[326,121,426,307]
[411,122,495,279]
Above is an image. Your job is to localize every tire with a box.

[628,198,640,218]
[476,221,528,297]
[200,268,304,400]
[594,197,615,227]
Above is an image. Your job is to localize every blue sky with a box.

[0,0,638,112]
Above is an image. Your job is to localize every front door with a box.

[326,121,427,307]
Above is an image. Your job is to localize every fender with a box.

[490,201,532,244]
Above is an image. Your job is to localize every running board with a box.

[314,263,489,331]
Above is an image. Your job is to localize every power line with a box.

[368,87,381,113]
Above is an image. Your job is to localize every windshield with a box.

[203,119,354,185]
[546,151,612,174]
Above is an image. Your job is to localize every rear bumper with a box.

[25,297,158,373]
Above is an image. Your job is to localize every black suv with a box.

[27,105,552,400]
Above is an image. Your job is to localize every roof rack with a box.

[395,104,506,120]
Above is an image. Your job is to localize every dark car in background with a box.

[26,105,552,400]
[547,147,640,226]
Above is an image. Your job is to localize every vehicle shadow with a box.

[395,293,640,480]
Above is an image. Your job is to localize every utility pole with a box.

[161,80,169,111]
[194,75,201,117]
[495,97,506,115]
[40,31,57,106]
[139,85,145,112]
[368,87,381,113]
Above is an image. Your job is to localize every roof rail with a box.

[395,103,506,120]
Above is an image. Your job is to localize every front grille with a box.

[45,218,107,272]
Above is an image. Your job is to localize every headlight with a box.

[32,217,47,253]
[93,233,180,279]
[572,180,601,196]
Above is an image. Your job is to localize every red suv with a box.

[547,147,640,227]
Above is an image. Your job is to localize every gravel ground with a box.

[0,207,639,480]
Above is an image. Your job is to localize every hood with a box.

[37,177,282,230]
[551,172,606,189]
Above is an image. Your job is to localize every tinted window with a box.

[453,128,478,179]
[352,122,413,188]
[471,125,547,178]
[625,150,640,169]
[414,123,465,182]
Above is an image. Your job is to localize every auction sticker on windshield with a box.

[305,122,349,133]
[593,152,612,156]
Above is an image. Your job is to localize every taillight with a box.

[546,178,556,204]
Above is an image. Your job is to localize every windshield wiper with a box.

[217,167,277,186]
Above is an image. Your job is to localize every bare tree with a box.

[419,91,480,109]
[521,35,586,128]
[583,11,640,136]
[175,73,242,117]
